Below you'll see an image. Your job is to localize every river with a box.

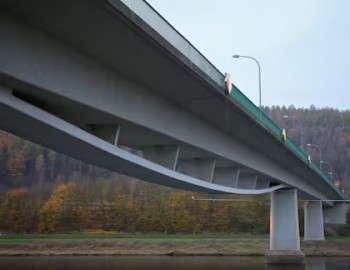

[0,256,349,270]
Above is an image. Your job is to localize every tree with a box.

[0,188,37,233]
[38,183,80,232]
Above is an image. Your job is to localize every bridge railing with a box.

[228,84,343,197]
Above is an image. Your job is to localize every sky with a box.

[146,0,350,110]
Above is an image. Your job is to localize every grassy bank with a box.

[0,233,270,242]
[0,235,349,256]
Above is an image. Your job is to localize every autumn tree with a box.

[38,183,80,232]
[0,188,37,233]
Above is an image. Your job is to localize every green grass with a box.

[0,234,270,243]
[1,234,349,243]
[326,236,350,242]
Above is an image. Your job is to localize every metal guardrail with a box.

[228,84,344,198]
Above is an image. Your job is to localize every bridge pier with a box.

[304,201,325,241]
[266,188,305,264]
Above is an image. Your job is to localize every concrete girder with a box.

[85,124,120,146]
[0,86,290,195]
[117,123,178,149]
[176,158,216,182]
[141,145,179,170]
[237,175,258,189]
[256,179,270,189]
[212,167,240,187]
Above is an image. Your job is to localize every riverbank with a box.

[0,235,349,256]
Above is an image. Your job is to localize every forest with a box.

[0,105,349,234]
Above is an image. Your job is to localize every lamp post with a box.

[232,55,262,111]
[306,143,322,170]
[282,115,304,151]
[320,160,333,174]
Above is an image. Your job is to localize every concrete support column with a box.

[304,201,324,241]
[266,188,305,264]
[270,188,300,250]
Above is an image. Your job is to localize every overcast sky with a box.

[146,0,350,110]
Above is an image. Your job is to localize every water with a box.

[0,256,348,270]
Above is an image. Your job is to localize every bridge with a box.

[0,0,347,263]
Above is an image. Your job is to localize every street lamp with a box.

[320,160,333,174]
[282,115,304,151]
[306,143,322,170]
[232,55,262,111]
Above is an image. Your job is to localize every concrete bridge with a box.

[0,0,347,263]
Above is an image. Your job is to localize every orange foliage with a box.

[9,188,28,197]
[38,183,78,233]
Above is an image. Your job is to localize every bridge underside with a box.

[0,0,343,200]
[0,85,288,194]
